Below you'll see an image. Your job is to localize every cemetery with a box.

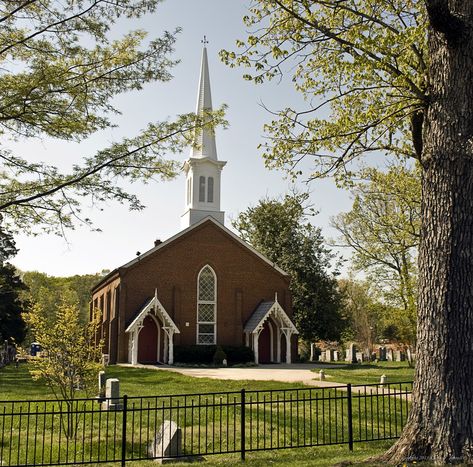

[0,360,414,465]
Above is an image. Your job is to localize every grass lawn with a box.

[0,364,408,466]
[314,361,415,385]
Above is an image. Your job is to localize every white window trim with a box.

[196,265,217,345]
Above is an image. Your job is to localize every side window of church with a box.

[199,176,206,202]
[197,266,216,344]
[207,177,214,203]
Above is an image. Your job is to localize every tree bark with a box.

[379,1,473,464]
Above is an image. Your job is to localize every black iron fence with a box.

[0,382,412,466]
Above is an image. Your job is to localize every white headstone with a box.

[148,420,182,462]
[102,378,121,410]
[319,370,325,381]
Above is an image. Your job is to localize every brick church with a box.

[91,44,298,366]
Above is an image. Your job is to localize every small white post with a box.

[380,374,387,385]
[319,370,325,381]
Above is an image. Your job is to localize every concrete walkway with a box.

[118,363,345,388]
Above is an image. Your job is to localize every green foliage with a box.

[174,345,254,365]
[234,193,346,342]
[22,271,102,325]
[221,1,427,180]
[0,1,227,237]
[212,346,227,365]
[25,301,103,402]
[0,262,29,344]
[333,163,419,345]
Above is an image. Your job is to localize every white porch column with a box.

[276,328,281,363]
[131,331,138,365]
[285,331,292,364]
[164,332,169,363]
[310,343,315,362]
[168,331,174,365]
[253,332,259,364]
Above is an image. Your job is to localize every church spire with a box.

[181,39,227,229]
[191,39,218,160]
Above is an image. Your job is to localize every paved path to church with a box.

[119,363,345,388]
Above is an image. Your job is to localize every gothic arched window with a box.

[197,265,216,344]
[207,177,214,203]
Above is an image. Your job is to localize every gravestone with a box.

[378,347,387,361]
[350,343,358,364]
[386,349,394,361]
[102,378,121,410]
[356,352,363,363]
[394,350,405,362]
[333,350,339,362]
[325,349,334,362]
[148,420,182,463]
[310,343,315,362]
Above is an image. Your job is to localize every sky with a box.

[10,0,353,277]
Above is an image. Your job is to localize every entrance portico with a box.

[125,290,180,365]
[244,296,298,364]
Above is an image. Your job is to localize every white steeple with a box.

[181,39,226,229]
[191,44,218,160]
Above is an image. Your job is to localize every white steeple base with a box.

[181,209,224,229]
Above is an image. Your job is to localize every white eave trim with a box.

[244,300,299,335]
[125,295,180,334]
[121,216,289,277]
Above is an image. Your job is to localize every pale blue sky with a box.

[11,0,352,276]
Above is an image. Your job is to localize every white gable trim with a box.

[121,216,289,276]
[247,301,299,335]
[125,293,180,335]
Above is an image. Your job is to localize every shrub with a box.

[174,345,254,365]
[213,346,227,365]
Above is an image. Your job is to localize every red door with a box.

[258,321,271,363]
[138,316,158,364]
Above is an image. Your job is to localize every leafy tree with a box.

[0,1,226,238]
[0,262,29,344]
[338,279,383,357]
[224,1,473,462]
[332,163,419,346]
[22,271,102,324]
[25,300,103,437]
[234,193,346,342]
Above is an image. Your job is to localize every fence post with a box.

[347,384,353,451]
[240,389,246,461]
[121,394,128,467]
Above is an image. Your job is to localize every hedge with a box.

[174,344,254,365]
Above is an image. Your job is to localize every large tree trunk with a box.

[380,1,473,464]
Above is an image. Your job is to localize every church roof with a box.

[91,216,288,293]
[190,45,218,161]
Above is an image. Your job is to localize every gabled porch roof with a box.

[125,290,180,334]
[244,299,298,335]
